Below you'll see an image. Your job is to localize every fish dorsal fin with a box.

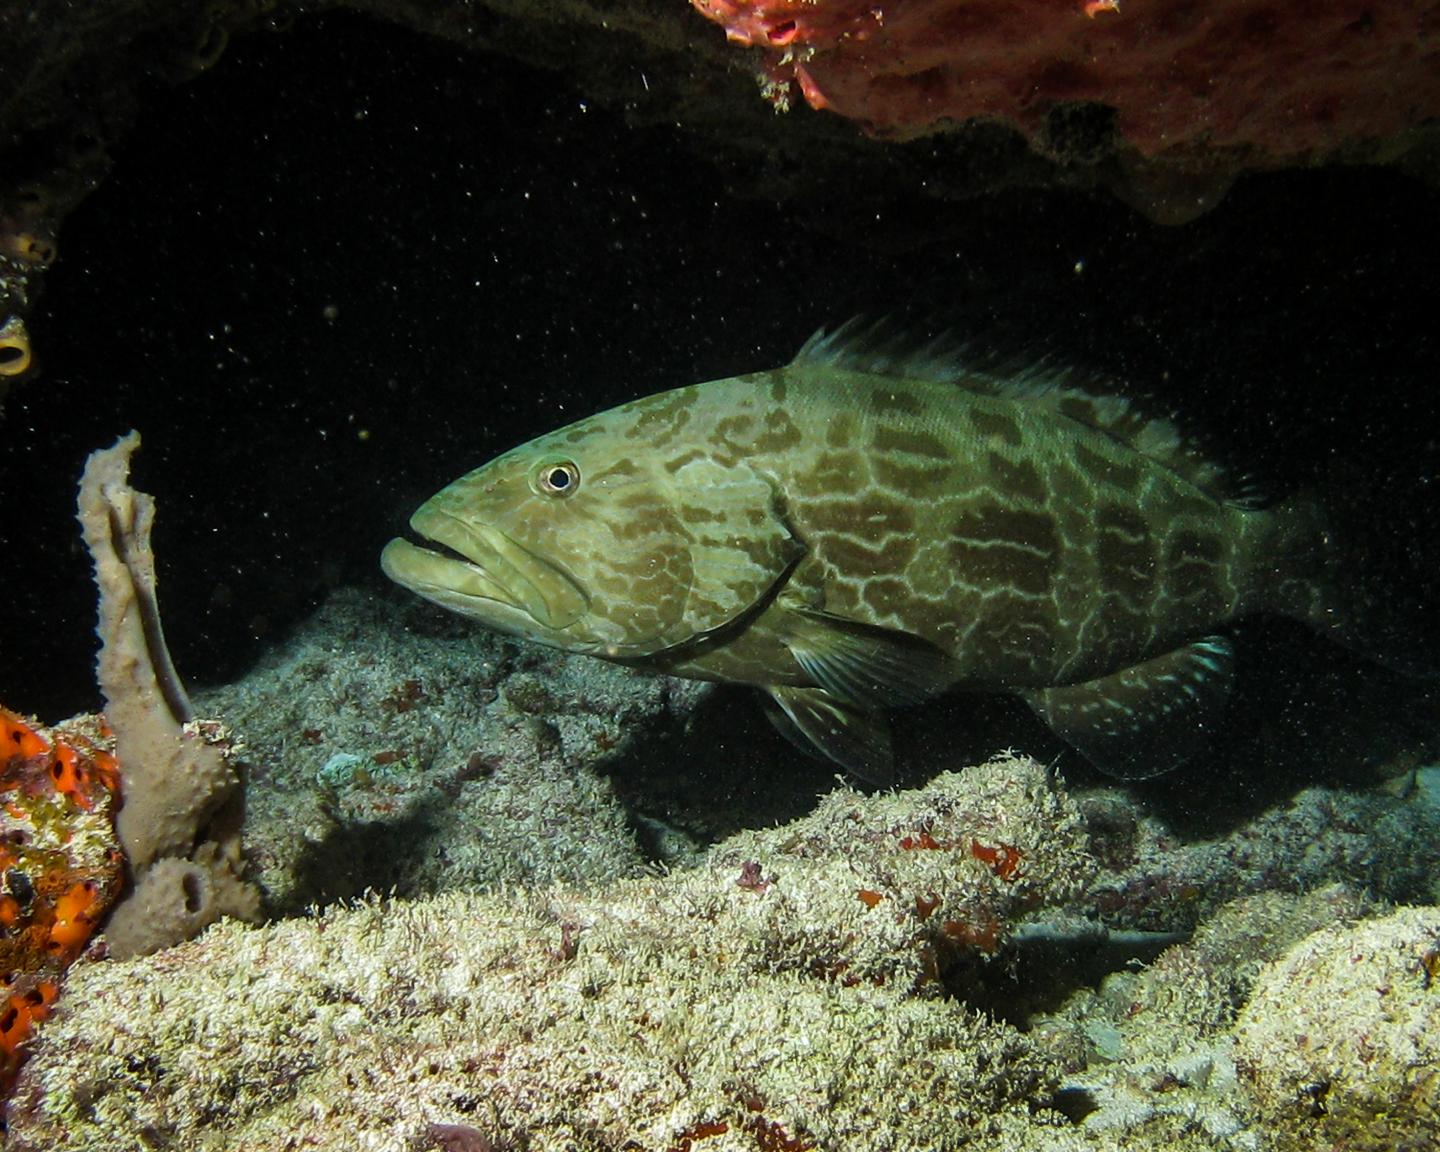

[794,317,1231,500]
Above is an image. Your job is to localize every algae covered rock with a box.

[1233,905,1440,1152]
[6,756,1085,1152]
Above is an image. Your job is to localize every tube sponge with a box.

[0,316,31,378]
[77,431,260,956]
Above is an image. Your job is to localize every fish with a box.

[382,320,1344,782]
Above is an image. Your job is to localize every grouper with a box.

[382,321,1344,782]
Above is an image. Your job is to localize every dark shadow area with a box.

[605,685,841,847]
[600,616,1439,849]
[281,796,449,913]
[944,923,1187,1028]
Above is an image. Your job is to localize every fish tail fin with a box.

[1261,489,1438,678]
[1256,492,1345,633]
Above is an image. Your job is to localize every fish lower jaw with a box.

[381,538,531,616]
[398,510,589,630]
[383,535,518,599]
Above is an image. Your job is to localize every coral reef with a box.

[1233,905,1440,1151]
[76,432,260,956]
[206,586,1440,929]
[5,552,1438,1152]
[5,756,1087,1151]
[27,458,1429,1145]
[1029,886,1375,1147]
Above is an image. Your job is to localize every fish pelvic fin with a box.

[762,686,894,786]
[1022,636,1235,779]
[757,608,954,785]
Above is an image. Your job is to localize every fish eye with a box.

[534,459,580,497]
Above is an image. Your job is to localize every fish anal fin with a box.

[1022,636,1235,780]
[763,686,894,786]
[778,606,955,710]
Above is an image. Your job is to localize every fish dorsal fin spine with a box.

[794,317,1233,501]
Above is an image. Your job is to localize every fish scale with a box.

[383,320,1339,782]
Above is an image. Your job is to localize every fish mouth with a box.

[381,508,588,633]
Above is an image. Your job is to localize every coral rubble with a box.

[192,587,709,912]
[9,740,1440,1151]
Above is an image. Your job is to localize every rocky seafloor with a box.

[6,588,1439,1151]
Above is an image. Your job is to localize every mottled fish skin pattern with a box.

[384,323,1335,781]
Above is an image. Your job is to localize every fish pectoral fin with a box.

[1021,636,1235,780]
[777,607,955,710]
[762,686,894,786]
